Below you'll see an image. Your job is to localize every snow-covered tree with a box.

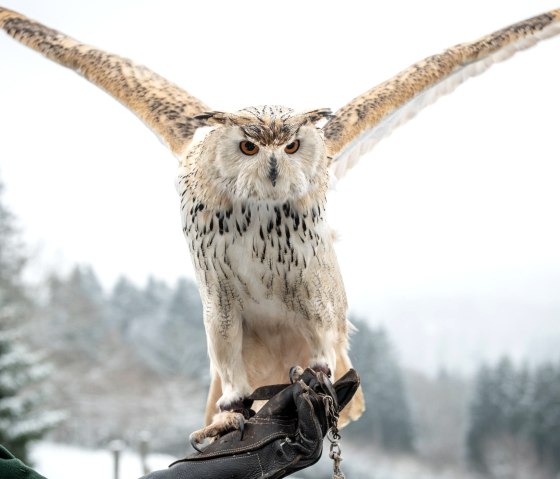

[467,358,560,477]
[404,368,470,467]
[108,275,206,377]
[40,266,109,361]
[531,363,560,473]
[110,276,146,337]
[347,317,415,452]
[0,326,58,462]
[162,278,206,379]
[0,179,59,462]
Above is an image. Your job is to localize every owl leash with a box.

[329,433,345,479]
[325,394,346,479]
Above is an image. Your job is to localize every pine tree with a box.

[0,326,55,462]
[347,317,415,452]
[109,276,172,374]
[467,358,542,475]
[0,179,58,462]
[531,363,560,473]
[41,266,108,362]
[110,276,145,337]
[163,278,206,379]
[467,364,495,470]
[109,274,206,377]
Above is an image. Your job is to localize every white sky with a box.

[1,0,559,374]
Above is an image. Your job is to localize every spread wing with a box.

[0,7,210,157]
[323,9,560,181]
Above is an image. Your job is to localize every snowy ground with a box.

[31,442,176,479]
[29,441,477,479]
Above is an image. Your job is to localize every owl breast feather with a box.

[183,197,333,317]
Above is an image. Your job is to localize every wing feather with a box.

[0,7,209,157]
[323,9,560,181]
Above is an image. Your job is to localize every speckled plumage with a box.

[176,107,357,432]
[2,6,559,440]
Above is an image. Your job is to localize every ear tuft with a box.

[303,108,333,125]
[291,108,333,128]
[193,112,214,121]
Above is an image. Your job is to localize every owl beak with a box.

[268,155,278,187]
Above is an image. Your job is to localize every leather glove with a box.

[140,368,360,479]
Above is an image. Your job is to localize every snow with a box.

[28,441,483,479]
[30,442,176,479]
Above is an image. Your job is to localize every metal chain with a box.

[329,438,345,479]
[323,395,345,479]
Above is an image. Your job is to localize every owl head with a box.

[192,106,332,202]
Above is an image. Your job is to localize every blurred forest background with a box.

[1,174,559,479]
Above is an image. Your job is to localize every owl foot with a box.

[291,364,332,383]
[189,411,245,452]
[291,364,331,383]
[289,365,304,383]
[311,363,332,378]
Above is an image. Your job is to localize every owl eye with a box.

[239,140,259,156]
[284,140,300,154]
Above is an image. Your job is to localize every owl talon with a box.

[311,363,332,378]
[237,415,245,441]
[289,365,304,384]
[189,411,246,449]
[189,433,204,453]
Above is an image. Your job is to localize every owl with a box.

[1,6,559,446]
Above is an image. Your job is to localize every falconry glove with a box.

[140,368,360,479]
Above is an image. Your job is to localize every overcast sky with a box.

[1,0,559,374]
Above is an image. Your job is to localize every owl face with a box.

[195,106,332,202]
